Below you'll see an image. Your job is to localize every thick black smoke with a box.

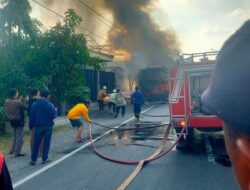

[100,0,180,89]
[102,0,180,66]
[38,0,180,90]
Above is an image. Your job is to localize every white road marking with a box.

[204,135,215,163]
[13,106,154,189]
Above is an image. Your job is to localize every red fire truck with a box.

[169,51,223,145]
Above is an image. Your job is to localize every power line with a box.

[76,0,112,28]
[30,0,124,56]
[31,0,110,43]
[77,0,123,32]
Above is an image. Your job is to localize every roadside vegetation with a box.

[0,0,102,134]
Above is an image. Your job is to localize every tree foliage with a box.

[0,7,102,107]
[0,0,36,40]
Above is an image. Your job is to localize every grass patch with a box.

[0,124,70,155]
[0,133,12,154]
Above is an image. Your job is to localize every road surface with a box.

[11,103,239,190]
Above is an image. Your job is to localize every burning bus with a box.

[168,51,223,145]
[138,67,168,102]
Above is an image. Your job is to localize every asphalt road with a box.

[14,103,240,190]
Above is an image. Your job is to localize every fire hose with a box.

[88,121,187,189]
[141,113,170,117]
[91,121,170,131]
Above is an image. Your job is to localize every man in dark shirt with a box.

[0,152,13,190]
[5,88,27,157]
[29,89,56,165]
[28,89,43,155]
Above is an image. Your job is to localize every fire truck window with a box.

[190,74,211,114]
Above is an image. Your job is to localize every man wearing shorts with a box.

[67,100,91,142]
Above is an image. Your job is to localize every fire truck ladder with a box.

[168,71,189,137]
[169,51,220,138]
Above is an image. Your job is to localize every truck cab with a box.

[169,52,223,145]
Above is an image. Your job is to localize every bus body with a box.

[139,67,168,102]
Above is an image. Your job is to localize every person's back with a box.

[67,103,90,122]
[29,89,56,165]
[115,92,126,106]
[131,87,143,121]
[108,89,117,114]
[5,98,26,122]
[109,92,117,103]
[28,89,43,156]
[5,88,27,157]
[131,89,143,105]
[97,89,107,100]
[114,89,126,118]
[67,101,91,142]
[30,99,56,127]
[97,86,107,112]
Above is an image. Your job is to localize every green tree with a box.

[0,0,36,40]
[0,8,102,109]
[0,0,39,101]
[24,9,102,102]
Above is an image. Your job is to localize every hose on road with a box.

[88,122,186,164]
[141,113,170,117]
[91,120,169,131]
[88,121,187,189]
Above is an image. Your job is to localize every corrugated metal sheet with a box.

[99,71,116,94]
[83,69,116,101]
[83,69,98,101]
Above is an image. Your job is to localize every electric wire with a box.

[77,0,123,32]
[31,0,121,55]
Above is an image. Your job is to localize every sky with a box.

[29,0,250,54]
[155,0,250,53]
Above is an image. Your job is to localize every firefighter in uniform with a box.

[201,20,250,190]
[131,86,144,121]
[0,152,13,190]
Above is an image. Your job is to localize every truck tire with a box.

[176,127,195,151]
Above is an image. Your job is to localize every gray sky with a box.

[30,0,250,54]
[155,0,250,53]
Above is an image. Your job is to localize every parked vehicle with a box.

[138,67,168,102]
[169,51,223,144]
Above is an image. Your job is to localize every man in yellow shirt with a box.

[67,100,91,142]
